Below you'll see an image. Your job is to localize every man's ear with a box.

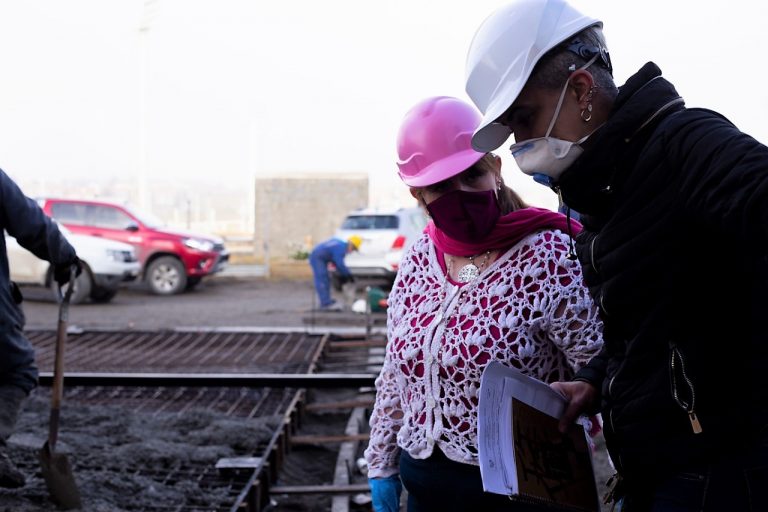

[569,70,596,109]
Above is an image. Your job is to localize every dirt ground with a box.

[5,276,615,511]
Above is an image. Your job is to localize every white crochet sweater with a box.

[364,230,604,479]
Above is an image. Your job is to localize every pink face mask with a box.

[426,189,501,244]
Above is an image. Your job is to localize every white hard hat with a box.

[465,0,602,152]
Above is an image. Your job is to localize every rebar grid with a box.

[63,385,297,419]
[27,330,322,374]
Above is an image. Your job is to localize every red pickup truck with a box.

[40,198,229,295]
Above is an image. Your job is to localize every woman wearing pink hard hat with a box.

[363,96,604,511]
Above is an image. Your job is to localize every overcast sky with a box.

[0,0,766,210]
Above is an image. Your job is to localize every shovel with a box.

[39,266,82,509]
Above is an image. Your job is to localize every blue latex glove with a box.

[369,475,402,512]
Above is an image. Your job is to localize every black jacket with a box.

[0,170,76,333]
[560,62,768,482]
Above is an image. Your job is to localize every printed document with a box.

[478,362,599,511]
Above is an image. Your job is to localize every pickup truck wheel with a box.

[51,266,92,305]
[146,256,187,295]
[90,287,118,303]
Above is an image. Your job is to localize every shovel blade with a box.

[39,441,82,510]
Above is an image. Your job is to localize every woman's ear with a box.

[488,154,503,186]
[490,153,502,173]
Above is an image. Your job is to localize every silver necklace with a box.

[449,251,491,283]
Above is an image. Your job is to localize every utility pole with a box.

[138,0,159,211]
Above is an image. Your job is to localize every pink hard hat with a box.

[396,96,486,187]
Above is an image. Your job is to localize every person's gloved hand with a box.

[369,475,402,512]
[53,259,83,286]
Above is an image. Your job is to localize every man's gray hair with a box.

[528,25,618,98]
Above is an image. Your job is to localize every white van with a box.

[7,224,141,304]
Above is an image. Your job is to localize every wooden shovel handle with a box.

[48,266,76,450]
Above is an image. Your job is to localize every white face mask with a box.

[510,135,588,187]
[509,56,597,187]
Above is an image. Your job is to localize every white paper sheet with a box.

[478,361,567,494]
[478,361,600,512]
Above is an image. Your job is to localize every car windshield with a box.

[123,205,165,229]
[341,215,398,230]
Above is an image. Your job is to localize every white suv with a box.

[333,207,427,288]
[7,224,141,304]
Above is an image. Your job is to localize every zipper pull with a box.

[557,187,579,261]
[688,410,703,434]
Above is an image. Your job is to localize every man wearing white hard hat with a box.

[464,0,768,510]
